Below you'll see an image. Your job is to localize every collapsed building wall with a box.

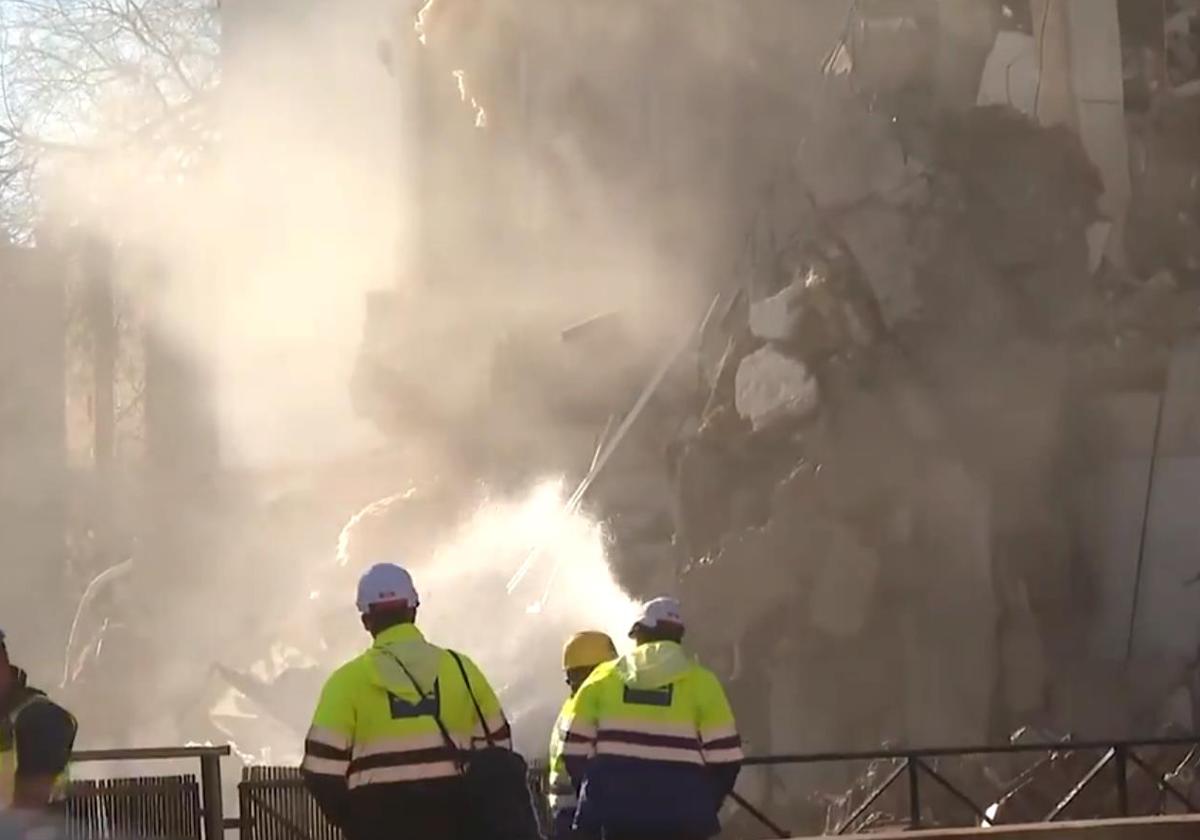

[350,2,1200,824]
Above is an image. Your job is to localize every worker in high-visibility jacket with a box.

[0,629,77,816]
[548,631,617,839]
[301,563,513,840]
[562,597,743,840]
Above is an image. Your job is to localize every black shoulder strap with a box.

[449,650,496,748]
[377,649,462,760]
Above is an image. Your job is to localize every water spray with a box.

[62,557,135,688]
[506,294,723,611]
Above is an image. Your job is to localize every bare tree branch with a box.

[0,0,217,237]
[122,0,198,96]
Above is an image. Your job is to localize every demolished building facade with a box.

[7,0,1195,833]
[343,0,1200,831]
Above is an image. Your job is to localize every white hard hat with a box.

[630,596,684,634]
[356,563,419,613]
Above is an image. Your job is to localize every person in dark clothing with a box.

[0,630,78,816]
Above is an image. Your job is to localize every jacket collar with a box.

[617,641,692,689]
[371,623,425,649]
[368,624,444,694]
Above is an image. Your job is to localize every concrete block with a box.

[734,346,820,432]
[749,280,803,342]
[977,31,1039,116]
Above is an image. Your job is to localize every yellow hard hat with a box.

[563,631,617,671]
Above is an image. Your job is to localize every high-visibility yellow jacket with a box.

[562,641,742,838]
[547,695,578,838]
[0,673,76,811]
[301,623,510,834]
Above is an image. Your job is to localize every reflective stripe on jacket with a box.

[562,641,743,837]
[0,692,74,809]
[302,623,511,790]
[547,697,578,838]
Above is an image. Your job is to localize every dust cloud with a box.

[26,0,666,754]
[42,0,403,467]
[301,479,639,758]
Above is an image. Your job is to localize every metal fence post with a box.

[907,755,921,829]
[1114,745,1129,817]
[200,751,225,840]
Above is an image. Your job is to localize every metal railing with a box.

[237,767,339,840]
[72,745,231,840]
[233,764,553,840]
[63,736,1200,840]
[66,775,201,840]
[734,735,1200,838]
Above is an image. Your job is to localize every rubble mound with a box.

[663,93,1200,833]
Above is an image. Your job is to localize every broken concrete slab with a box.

[749,279,804,342]
[764,238,888,360]
[734,345,820,432]
[977,31,1039,117]
[1029,0,1131,267]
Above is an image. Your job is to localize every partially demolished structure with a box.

[347,0,1200,832]
[18,2,1197,833]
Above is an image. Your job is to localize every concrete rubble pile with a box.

[656,78,1200,832]
[264,0,1200,832]
[344,2,1200,833]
